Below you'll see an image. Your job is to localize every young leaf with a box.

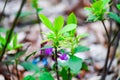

[25,51,37,61]
[24,75,36,80]
[13,34,17,48]
[77,33,89,40]
[32,0,38,9]
[0,35,6,45]
[117,4,120,10]
[14,44,23,49]
[81,62,88,71]
[67,13,77,24]
[60,24,77,34]
[21,62,40,72]
[39,72,54,80]
[41,45,53,50]
[8,51,26,61]
[39,14,54,32]
[53,16,64,32]
[19,11,33,18]
[102,0,110,6]
[108,12,120,23]
[74,45,90,53]
[0,27,7,33]
[37,8,43,13]
[68,56,82,74]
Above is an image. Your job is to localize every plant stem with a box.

[36,11,44,40]
[107,31,120,73]
[54,46,60,80]
[0,0,8,23]
[68,68,71,80]
[100,21,111,80]
[15,60,20,80]
[0,0,26,61]
[100,43,111,80]
[6,64,11,80]
[101,21,110,41]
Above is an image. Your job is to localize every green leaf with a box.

[39,14,54,32]
[81,62,88,71]
[87,14,97,22]
[109,12,120,23]
[84,7,93,11]
[24,75,36,80]
[25,51,37,61]
[68,56,82,74]
[21,62,40,72]
[32,0,38,9]
[60,68,69,80]
[102,0,110,6]
[54,16,64,32]
[0,28,7,33]
[0,35,6,45]
[67,13,77,24]
[77,33,89,40]
[39,72,54,80]
[74,45,90,53]
[5,30,14,41]
[19,11,33,18]
[91,0,96,3]
[13,34,17,48]
[14,44,23,49]
[7,44,13,50]
[8,51,26,61]
[117,4,120,10]
[41,45,53,50]
[37,8,43,13]
[60,24,77,34]
[92,1,103,10]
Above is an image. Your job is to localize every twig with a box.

[111,30,119,44]
[0,0,26,61]
[55,47,60,80]
[100,21,111,80]
[101,20,110,41]
[6,64,11,80]
[0,0,8,22]
[107,31,120,73]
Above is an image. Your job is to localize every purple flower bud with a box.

[45,48,53,55]
[76,74,81,79]
[59,53,68,60]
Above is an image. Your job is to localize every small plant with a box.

[38,13,89,80]
[85,0,110,21]
[0,31,22,51]
[85,0,120,80]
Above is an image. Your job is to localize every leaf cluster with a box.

[85,0,110,21]
[0,30,22,51]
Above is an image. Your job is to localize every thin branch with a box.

[6,64,11,80]
[101,20,110,41]
[107,31,120,73]
[0,0,8,23]
[100,43,111,80]
[111,30,119,44]
[100,20,111,80]
[0,0,26,61]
